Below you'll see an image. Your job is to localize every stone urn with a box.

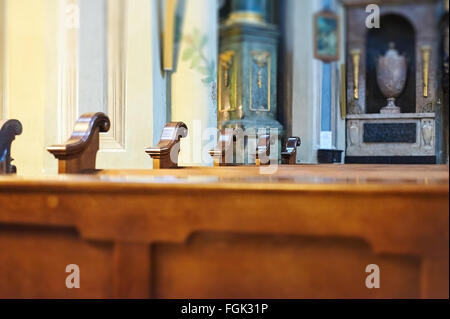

[376,43,408,114]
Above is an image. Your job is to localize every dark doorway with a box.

[366,14,416,114]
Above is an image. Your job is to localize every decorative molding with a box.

[103,0,127,150]
[351,49,360,100]
[314,58,323,150]
[421,45,431,98]
[0,119,22,174]
[349,121,359,146]
[331,63,339,147]
[340,63,346,118]
[58,0,126,150]
[249,50,271,112]
[422,119,434,148]
[218,50,236,112]
[47,112,110,173]
[57,0,79,143]
[163,0,177,71]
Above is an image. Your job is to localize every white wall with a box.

[1,0,57,175]
[78,0,107,116]
[285,0,346,163]
[286,0,322,164]
[171,0,218,166]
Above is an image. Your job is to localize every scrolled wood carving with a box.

[209,131,235,166]
[0,119,23,174]
[281,136,301,165]
[145,122,188,169]
[255,134,271,166]
[47,112,111,174]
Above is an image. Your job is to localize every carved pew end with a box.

[0,119,23,174]
[255,134,271,166]
[209,150,221,167]
[47,112,111,174]
[146,122,188,169]
[281,136,301,165]
[209,132,235,167]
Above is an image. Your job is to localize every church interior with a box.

[0,0,449,299]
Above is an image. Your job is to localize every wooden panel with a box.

[420,257,450,298]
[104,0,126,150]
[153,233,421,299]
[58,0,79,143]
[0,165,448,298]
[98,164,449,183]
[113,243,151,298]
[96,0,154,170]
[0,224,114,298]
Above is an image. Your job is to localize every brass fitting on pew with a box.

[145,122,188,169]
[209,132,235,167]
[0,119,23,174]
[281,137,301,165]
[47,112,111,174]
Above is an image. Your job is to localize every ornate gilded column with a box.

[218,0,282,163]
[228,0,267,24]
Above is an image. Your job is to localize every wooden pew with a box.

[209,131,300,167]
[0,170,448,298]
[0,113,448,299]
[145,122,188,169]
[47,112,110,174]
[209,131,235,167]
[281,137,301,165]
[254,134,271,166]
[0,119,22,175]
[47,114,187,173]
[47,113,299,171]
[255,135,302,166]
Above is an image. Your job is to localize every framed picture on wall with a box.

[314,10,340,62]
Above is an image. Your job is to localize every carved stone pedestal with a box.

[343,0,443,163]
[346,113,436,164]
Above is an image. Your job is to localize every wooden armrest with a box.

[47,112,110,174]
[281,136,301,165]
[209,132,234,166]
[145,122,188,169]
[255,134,271,166]
[0,119,23,174]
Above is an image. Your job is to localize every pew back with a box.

[0,165,448,298]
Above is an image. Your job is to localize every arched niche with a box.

[365,14,416,114]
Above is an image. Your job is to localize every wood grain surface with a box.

[0,165,448,298]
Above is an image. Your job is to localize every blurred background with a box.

[0,0,448,175]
